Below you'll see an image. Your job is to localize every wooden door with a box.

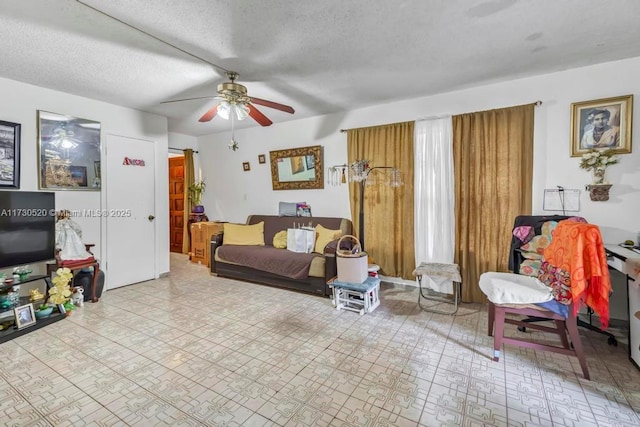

[169,156,185,253]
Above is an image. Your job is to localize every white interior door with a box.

[105,135,156,289]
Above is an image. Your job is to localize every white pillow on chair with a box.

[479,272,553,304]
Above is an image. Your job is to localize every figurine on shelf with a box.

[55,210,93,261]
[71,287,84,307]
[29,288,45,303]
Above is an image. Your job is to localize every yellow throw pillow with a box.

[273,230,288,248]
[314,224,342,253]
[223,222,265,246]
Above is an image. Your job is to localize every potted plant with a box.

[579,148,619,185]
[48,267,73,315]
[188,180,206,213]
[34,303,54,319]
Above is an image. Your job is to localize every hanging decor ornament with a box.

[227,110,240,151]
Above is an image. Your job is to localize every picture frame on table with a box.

[14,303,36,329]
[0,120,21,189]
[570,95,633,157]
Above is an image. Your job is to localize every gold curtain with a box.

[182,149,195,254]
[452,104,534,302]
[347,121,415,278]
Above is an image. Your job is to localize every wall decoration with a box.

[0,120,20,189]
[243,162,251,171]
[269,145,324,190]
[570,94,633,156]
[258,154,266,164]
[38,111,101,190]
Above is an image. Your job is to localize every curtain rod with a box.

[339,100,543,133]
[168,147,199,153]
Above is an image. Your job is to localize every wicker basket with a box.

[336,235,368,283]
[336,235,363,257]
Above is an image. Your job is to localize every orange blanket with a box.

[543,221,611,328]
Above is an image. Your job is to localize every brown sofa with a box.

[210,215,353,296]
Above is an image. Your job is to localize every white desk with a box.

[605,244,640,370]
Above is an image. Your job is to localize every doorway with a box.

[169,156,185,253]
[105,134,156,289]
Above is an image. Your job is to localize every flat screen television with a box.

[0,191,55,269]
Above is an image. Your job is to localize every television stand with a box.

[0,275,66,344]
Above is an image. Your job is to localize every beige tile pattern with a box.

[1,252,639,426]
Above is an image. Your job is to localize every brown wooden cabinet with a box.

[190,222,224,267]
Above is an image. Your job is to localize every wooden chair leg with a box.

[493,305,506,362]
[488,301,495,337]
[554,319,570,349]
[566,317,590,380]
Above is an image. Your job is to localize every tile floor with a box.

[1,253,639,426]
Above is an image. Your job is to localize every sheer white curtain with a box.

[414,117,455,292]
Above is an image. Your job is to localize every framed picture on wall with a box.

[570,94,633,156]
[37,110,101,190]
[0,120,21,189]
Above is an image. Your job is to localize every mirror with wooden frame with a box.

[269,145,324,190]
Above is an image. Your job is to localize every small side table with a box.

[328,276,381,315]
[413,262,462,315]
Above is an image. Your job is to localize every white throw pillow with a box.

[479,272,553,304]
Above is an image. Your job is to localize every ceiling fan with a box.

[161,71,295,127]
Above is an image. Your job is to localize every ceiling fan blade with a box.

[247,104,273,126]
[199,104,219,122]
[161,96,216,104]
[249,97,295,114]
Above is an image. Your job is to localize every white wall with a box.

[199,56,640,244]
[0,77,170,277]
[168,132,197,151]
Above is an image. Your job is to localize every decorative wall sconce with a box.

[579,149,619,202]
[586,184,612,201]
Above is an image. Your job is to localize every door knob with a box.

[148,215,155,221]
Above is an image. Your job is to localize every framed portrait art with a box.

[570,95,633,157]
[14,303,36,329]
[0,120,20,188]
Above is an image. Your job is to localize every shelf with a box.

[0,311,66,344]
[0,274,48,292]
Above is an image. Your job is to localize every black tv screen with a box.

[0,191,55,269]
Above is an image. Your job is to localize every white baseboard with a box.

[379,275,417,287]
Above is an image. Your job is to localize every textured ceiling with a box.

[1,0,640,136]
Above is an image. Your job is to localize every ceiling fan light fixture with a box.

[235,103,250,121]
[217,100,250,121]
[217,101,231,120]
